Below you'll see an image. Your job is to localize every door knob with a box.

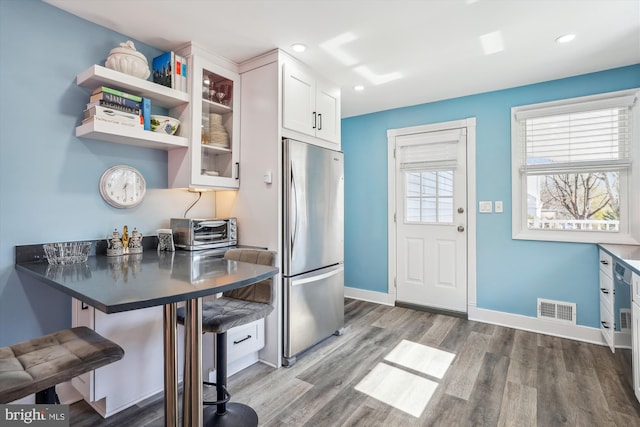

[457,225,465,232]
[458,207,464,213]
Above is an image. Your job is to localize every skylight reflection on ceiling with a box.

[353,65,403,85]
[319,32,359,66]
[480,30,505,55]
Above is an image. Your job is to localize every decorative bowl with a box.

[151,115,180,135]
[43,241,92,265]
[105,41,150,80]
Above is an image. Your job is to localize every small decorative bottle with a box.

[129,228,143,254]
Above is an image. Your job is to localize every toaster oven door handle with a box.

[194,221,227,229]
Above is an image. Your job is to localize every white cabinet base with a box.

[71,299,166,418]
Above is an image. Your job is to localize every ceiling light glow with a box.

[354,85,364,91]
[291,43,306,52]
[555,34,576,44]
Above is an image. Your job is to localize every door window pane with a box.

[405,170,454,224]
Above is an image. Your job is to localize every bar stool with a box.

[177,248,276,427]
[0,327,124,404]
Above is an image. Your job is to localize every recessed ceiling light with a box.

[291,43,306,52]
[556,34,576,44]
[354,85,364,91]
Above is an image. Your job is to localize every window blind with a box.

[519,106,632,174]
[397,129,461,171]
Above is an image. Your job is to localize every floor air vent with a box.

[537,298,576,324]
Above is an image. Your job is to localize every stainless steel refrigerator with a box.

[282,138,344,366]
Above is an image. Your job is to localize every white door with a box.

[395,128,467,312]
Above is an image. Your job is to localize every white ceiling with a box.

[44,0,640,118]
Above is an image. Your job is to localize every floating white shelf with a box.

[76,65,188,109]
[76,121,188,151]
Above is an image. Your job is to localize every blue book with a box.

[141,97,151,130]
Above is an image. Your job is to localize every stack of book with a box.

[82,86,151,130]
[152,51,187,92]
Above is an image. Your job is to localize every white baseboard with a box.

[344,287,395,306]
[468,305,605,345]
[345,292,615,349]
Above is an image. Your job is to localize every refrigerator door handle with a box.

[290,167,298,255]
[291,265,342,287]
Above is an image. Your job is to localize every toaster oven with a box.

[170,218,237,251]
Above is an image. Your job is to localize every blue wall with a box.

[343,65,640,328]
[0,0,216,346]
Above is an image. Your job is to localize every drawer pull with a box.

[233,335,252,345]
[600,260,609,265]
[81,302,89,310]
[601,321,610,329]
[600,288,609,294]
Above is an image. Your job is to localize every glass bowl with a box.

[43,241,92,265]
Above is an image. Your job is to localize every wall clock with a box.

[99,165,146,208]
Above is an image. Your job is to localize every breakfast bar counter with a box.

[15,245,278,427]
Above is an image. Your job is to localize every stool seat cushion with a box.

[177,297,273,334]
[0,327,124,404]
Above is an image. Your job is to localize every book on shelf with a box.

[81,114,144,129]
[141,97,151,131]
[174,55,182,92]
[179,55,187,92]
[91,86,143,101]
[86,99,141,115]
[89,91,142,109]
[152,51,174,89]
[84,105,143,125]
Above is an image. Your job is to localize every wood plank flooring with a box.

[69,298,640,426]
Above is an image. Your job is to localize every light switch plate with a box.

[495,201,503,213]
[479,201,493,213]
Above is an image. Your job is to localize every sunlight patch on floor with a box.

[354,340,456,417]
[354,362,438,417]
[384,339,455,379]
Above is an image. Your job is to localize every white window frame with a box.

[511,88,640,244]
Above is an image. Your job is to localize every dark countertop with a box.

[598,243,640,274]
[15,249,278,314]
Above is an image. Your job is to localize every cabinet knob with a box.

[457,225,465,232]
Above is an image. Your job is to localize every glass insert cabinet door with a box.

[200,67,235,180]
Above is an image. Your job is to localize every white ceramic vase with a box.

[105,40,150,80]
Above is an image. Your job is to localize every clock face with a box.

[99,166,146,208]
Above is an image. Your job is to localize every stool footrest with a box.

[203,381,230,406]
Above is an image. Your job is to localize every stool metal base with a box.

[204,402,258,427]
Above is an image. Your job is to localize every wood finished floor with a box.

[69,298,640,426]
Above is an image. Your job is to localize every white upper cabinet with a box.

[282,60,340,148]
[169,44,241,190]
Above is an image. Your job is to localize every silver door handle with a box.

[457,225,465,232]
